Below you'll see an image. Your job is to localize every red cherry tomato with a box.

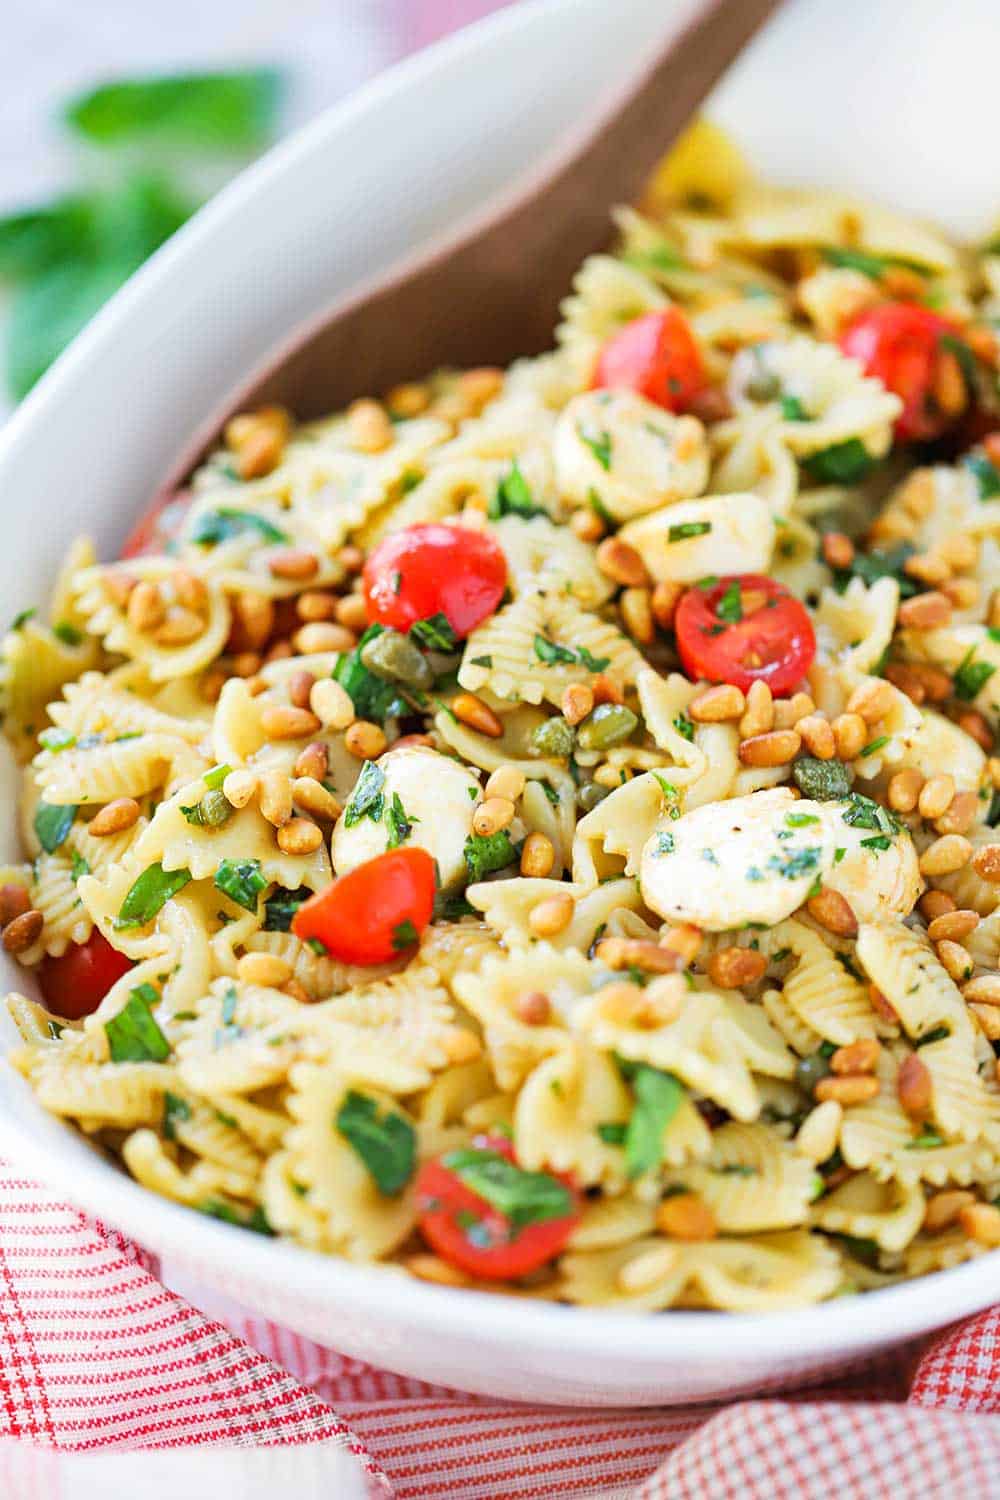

[416,1133,581,1281]
[120,490,193,559]
[839,303,965,443]
[363,523,507,640]
[593,309,705,413]
[38,931,134,1020]
[675,574,816,697]
[292,847,436,966]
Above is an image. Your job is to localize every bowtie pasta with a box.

[6,123,1000,1310]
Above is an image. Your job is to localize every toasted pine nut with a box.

[815,1074,880,1105]
[923,1189,976,1233]
[347,398,393,452]
[472,797,515,837]
[404,1253,470,1288]
[3,909,43,953]
[934,349,968,416]
[485,766,525,802]
[821,532,854,570]
[897,591,952,629]
[292,776,341,821]
[883,663,927,705]
[515,991,551,1025]
[260,704,322,741]
[832,712,867,760]
[171,569,208,614]
[935,790,980,836]
[887,768,924,813]
[459,367,504,412]
[847,679,895,724]
[795,1100,843,1163]
[707,946,767,989]
[570,508,605,542]
[294,742,329,781]
[596,536,649,588]
[287,670,316,710]
[904,551,951,588]
[232,651,262,678]
[659,923,703,965]
[293,622,356,655]
[807,887,858,938]
[344,720,387,759]
[959,1202,1000,1247]
[259,770,293,828]
[963,975,1000,1006]
[452,693,502,738]
[232,592,275,651]
[268,548,319,581]
[520,832,555,878]
[919,889,957,921]
[919,834,973,876]
[972,844,1000,883]
[310,678,355,731]
[956,711,993,753]
[897,1053,932,1118]
[927,909,979,944]
[595,938,680,975]
[88,797,141,837]
[200,667,227,704]
[226,406,290,477]
[620,586,654,644]
[973,1003,1000,1039]
[338,544,364,574]
[943,578,980,612]
[154,607,205,646]
[739,680,774,739]
[918,773,955,821]
[102,570,136,609]
[335,593,371,632]
[738,729,801,767]
[0,885,30,928]
[650,580,683,632]
[528,893,575,937]
[127,579,165,632]
[237,952,293,987]
[937,938,974,982]
[909,662,953,703]
[796,714,836,760]
[831,1038,880,1076]
[561,683,594,726]
[868,983,899,1025]
[690,684,746,722]
[386,381,430,418]
[772,692,815,731]
[616,1244,680,1293]
[655,1193,717,1241]
[296,590,338,622]
[223,769,258,809]
[591,674,625,706]
[277,818,324,855]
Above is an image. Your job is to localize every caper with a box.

[795,1051,831,1097]
[793,756,851,801]
[531,716,576,758]
[576,781,610,813]
[744,368,781,403]
[360,628,434,689]
[576,702,638,751]
[200,789,233,827]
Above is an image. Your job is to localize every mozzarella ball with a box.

[618,492,774,583]
[553,388,708,521]
[821,811,922,922]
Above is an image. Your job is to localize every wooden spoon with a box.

[155,0,783,500]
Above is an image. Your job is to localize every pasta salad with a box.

[6,124,1000,1310]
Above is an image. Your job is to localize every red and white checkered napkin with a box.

[3,1166,1000,1500]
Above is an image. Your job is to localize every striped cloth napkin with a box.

[2,1166,1000,1498]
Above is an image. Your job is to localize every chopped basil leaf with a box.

[578,426,612,470]
[263,886,310,931]
[198,1198,274,1235]
[33,801,77,853]
[587,487,615,527]
[38,726,76,752]
[203,763,231,790]
[668,521,711,542]
[963,450,1000,500]
[343,760,386,827]
[766,846,823,880]
[914,1025,950,1049]
[471,654,493,668]
[490,459,545,519]
[336,1089,415,1195]
[841,792,902,835]
[163,1091,192,1139]
[860,834,892,852]
[859,735,889,758]
[577,645,611,672]
[105,982,170,1062]
[115,862,192,927]
[715,580,742,623]
[409,612,459,653]
[831,541,919,599]
[780,394,808,421]
[213,857,266,913]
[533,633,577,666]
[623,242,687,274]
[442,1147,573,1226]
[906,1128,945,1150]
[391,918,419,951]
[65,69,283,149]
[785,812,820,827]
[70,850,90,881]
[623,1065,684,1179]
[596,1121,628,1145]
[10,607,36,631]
[52,620,83,646]
[189,507,289,546]
[673,712,695,742]
[819,245,890,279]
[953,647,996,702]
[333,624,408,724]
[384,791,416,850]
[803,438,875,486]
[463,829,519,882]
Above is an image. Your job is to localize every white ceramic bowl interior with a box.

[1,0,999,1406]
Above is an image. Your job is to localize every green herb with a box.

[399,469,422,493]
[623,242,687,274]
[38,726,76,752]
[990,628,1000,645]
[336,1089,415,1195]
[463,830,519,882]
[988,789,1000,829]
[785,812,820,827]
[963,451,1000,500]
[490,460,545,519]
[858,735,888,757]
[65,69,283,148]
[596,1121,628,1145]
[715,580,743,623]
[803,438,875,486]
[333,625,407,724]
[442,1147,573,1226]
[914,1025,950,1048]
[533,634,577,667]
[115,862,191,927]
[766,846,823,880]
[780,394,808,421]
[860,834,892,852]
[673,712,695,742]
[819,245,891,279]
[471,654,493,668]
[70,850,90,882]
[840,792,901,834]
[203,763,231,790]
[163,1091,192,1140]
[831,540,919,599]
[391,918,419,951]
[105,982,169,1062]
[262,886,309,932]
[10,608,36,631]
[213,858,266,913]
[577,645,612,672]
[623,1065,684,1179]
[653,831,675,856]
[906,1128,945,1150]
[189,508,288,547]
[579,426,613,470]
[384,792,416,850]
[953,647,996,702]
[198,1199,274,1235]
[343,760,386,827]
[305,936,327,958]
[52,620,83,646]
[668,521,712,542]
[587,487,615,527]
[540,781,560,807]
[409,612,459,653]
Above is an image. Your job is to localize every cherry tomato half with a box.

[593,309,705,413]
[675,574,816,697]
[38,930,134,1020]
[839,302,966,443]
[291,847,436,966]
[416,1133,581,1281]
[363,523,508,640]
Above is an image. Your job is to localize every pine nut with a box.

[617,1244,680,1293]
[296,590,338,622]
[971,1002,1000,1039]
[0,885,30,928]
[908,662,953,702]
[971,845,1000,883]
[232,651,263,678]
[260,704,322,741]
[959,1202,1000,1247]
[223,769,258,809]
[172,569,208,613]
[831,1038,880,1075]
[570,508,605,542]
[660,924,703,965]
[347,398,393,452]
[935,790,980,835]
[897,591,952,629]
[592,675,625,706]
[459,367,504,412]
[821,532,854,569]
[485,766,525,802]
[268,548,319,581]
[344,720,387,759]
[772,692,815,731]
[404,1253,470,1287]
[832,712,867,760]
[232,592,275,651]
[528,893,574,937]
[596,536,649,588]
[292,777,341,821]
[919,834,973,876]
[3,909,43,953]
[520,832,555,878]
[593,763,628,789]
[797,714,836,760]
[904,551,951,588]
[225,407,290,478]
[847,679,895,724]
[918,774,955,821]
[452,693,502,738]
[595,938,681,975]
[707,947,767,989]
[963,975,1000,1006]
[690,684,746,722]
[102,570,135,609]
[310,678,356,730]
[472,797,515,837]
[277,818,324,855]
[127,580,165,632]
[806,887,858,937]
[814,1074,880,1105]
[259,770,293,827]
[956,711,993,753]
[919,890,957,921]
[884,663,927,705]
[868,984,899,1025]
[88,797,141,837]
[561,683,594,726]
[387,381,430,418]
[655,1193,717,1241]
[650,580,683,631]
[154,607,205,645]
[887,768,923,813]
[294,742,329,781]
[927,909,979,943]
[739,679,774,739]
[335,594,371,632]
[200,667,227,703]
[795,1100,843,1163]
[515,990,551,1025]
[738,729,801,767]
[937,939,973,982]
[897,1054,932,1118]
[237,952,293,987]
[923,1189,975,1233]
[293,622,356,655]
[287,670,316,710]
[620,586,654,644]
[338,545,364,573]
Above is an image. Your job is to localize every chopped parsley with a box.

[780,394,808,422]
[532,634,611,673]
[52,620,83,646]
[343,760,386,827]
[831,540,919,599]
[163,1091,192,1140]
[391,918,419,951]
[953,647,996,702]
[673,712,694,742]
[70,850,90,882]
[489,459,545,519]
[715,580,743,623]
[803,438,875,486]
[766,845,823,880]
[668,520,712,543]
[914,1025,950,1049]
[463,830,519,882]
[38,726,75,752]
[409,612,459,653]
[213,858,267,913]
[262,886,310,932]
[578,426,612,470]
[10,607,36,631]
[384,792,416,849]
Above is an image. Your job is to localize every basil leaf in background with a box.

[831,540,920,599]
[263,886,311,932]
[596,1121,628,1145]
[115,861,191,927]
[490,460,545,519]
[65,69,283,149]
[0,197,96,279]
[213,857,267,913]
[624,1065,684,1179]
[105,982,170,1062]
[953,647,996,702]
[463,830,518,882]
[33,801,77,853]
[336,1089,415,1195]
[190,508,289,547]
[803,438,875,486]
[343,760,386,828]
[442,1148,573,1228]
[163,1091,192,1140]
[409,612,459,653]
[963,451,1000,500]
[198,1198,274,1234]
[579,427,613,470]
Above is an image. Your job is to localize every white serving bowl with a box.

[1,0,998,1406]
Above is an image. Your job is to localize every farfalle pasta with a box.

[5,124,1000,1309]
